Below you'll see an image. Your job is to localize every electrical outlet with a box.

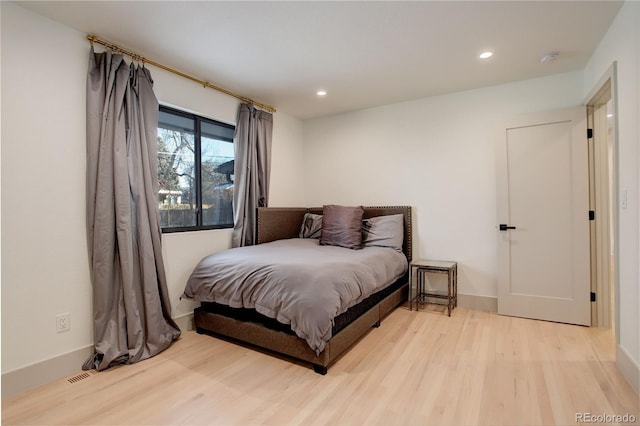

[56,313,70,333]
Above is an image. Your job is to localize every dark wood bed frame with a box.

[194,206,412,374]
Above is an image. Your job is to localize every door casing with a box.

[586,69,618,331]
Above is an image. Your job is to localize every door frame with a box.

[585,62,619,336]
[587,82,614,328]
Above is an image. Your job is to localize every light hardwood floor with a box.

[3,306,638,425]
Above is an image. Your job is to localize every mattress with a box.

[183,238,408,353]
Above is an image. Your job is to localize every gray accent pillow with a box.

[319,205,364,249]
[299,213,323,239]
[362,214,404,252]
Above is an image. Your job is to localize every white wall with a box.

[303,72,584,299]
[583,0,640,389]
[270,112,306,207]
[1,1,91,374]
[0,2,305,375]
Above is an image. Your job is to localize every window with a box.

[157,105,235,232]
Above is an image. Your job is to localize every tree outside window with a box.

[157,106,235,232]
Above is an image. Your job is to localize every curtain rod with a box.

[86,35,276,113]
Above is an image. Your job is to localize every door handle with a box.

[499,224,516,231]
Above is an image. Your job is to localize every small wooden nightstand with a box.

[409,260,458,316]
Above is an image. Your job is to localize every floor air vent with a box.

[66,370,95,384]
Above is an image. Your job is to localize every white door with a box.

[496,107,590,326]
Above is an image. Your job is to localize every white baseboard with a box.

[457,293,498,312]
[2,313,196,400]
[617,344,640,395]
[1,344,94,400]
[174,312,194,332]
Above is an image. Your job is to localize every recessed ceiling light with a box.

[479,51,493,59]
[316,90,327,96]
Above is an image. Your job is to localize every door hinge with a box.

[589,210,595,221]
[587,128,593,139]
[591,292,597,302]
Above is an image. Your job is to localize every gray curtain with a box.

[84,48,180,371]
[232,103,273,247]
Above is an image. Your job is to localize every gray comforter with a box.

[183,238,408,354]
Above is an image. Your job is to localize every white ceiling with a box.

[18,1,622,119]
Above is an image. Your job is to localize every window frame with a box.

[158,105,235,233]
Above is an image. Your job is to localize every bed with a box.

[185,205,412,374]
